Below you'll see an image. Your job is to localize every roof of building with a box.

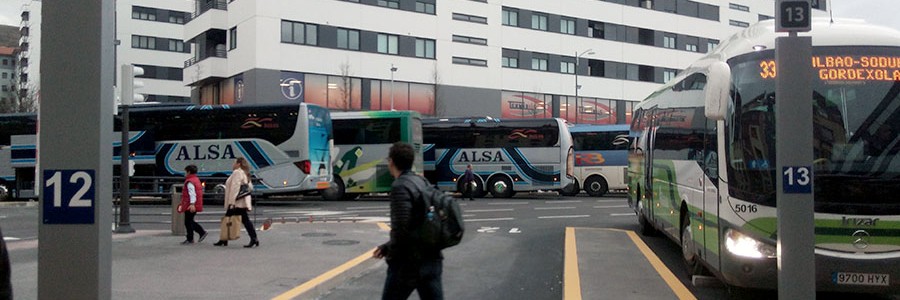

[0,46,15,56]
[0,25,21,48]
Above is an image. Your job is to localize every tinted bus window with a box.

[333,118,401,144]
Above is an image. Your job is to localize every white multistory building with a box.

[19,0,828,123]
[17,0,194,105]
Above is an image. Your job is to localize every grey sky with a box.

[0,1,897,35]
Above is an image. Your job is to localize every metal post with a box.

[115,104,134,233]
[574,49,593,124]
[390,64,397,111]
[776,32,815,299]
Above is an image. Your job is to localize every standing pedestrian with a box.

[462,164,475,201]
[180,165,207,244]
[373,142,444,300]
[213,157,259,248]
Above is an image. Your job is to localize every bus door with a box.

[701,119,719,262]
[644,125,659,224]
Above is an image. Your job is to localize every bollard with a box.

[171,184,186,236]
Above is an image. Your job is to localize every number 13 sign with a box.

[43,169,95,224]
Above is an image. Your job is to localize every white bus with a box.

[423,117,574,198]
[4,103,335,199]
[628,18,900,293]
[560,124,629,197]
[322,110,423,200]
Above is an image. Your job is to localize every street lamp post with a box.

[390,64,398,111]
[574,49,594,124]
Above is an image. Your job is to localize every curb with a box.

[0,201,37,207]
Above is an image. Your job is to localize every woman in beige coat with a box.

[213,157,259,248]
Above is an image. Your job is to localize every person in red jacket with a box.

[180,165,207,244]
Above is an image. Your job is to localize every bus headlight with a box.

[725,229,776,259]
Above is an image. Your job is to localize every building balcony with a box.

[183,50,227,86]
[184,0,228,41]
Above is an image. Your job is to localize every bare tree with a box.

[0,77,38,113]
[430,63,443,117]
[338,61,352,110]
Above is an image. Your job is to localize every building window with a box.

[685,43,697,52]
[415,2,435,14]
[378,0,400,8]
[531,14,547,31]
[502,8,518,26]
[1,86,6,92]
[281,20,318,45]
[453,13,487,24]
[589,21,605,38]
[532,58,548,71]
[729,20,750,28]
[502,57,518,68]
[415,38,435,58]
[561,61,575,74]
[132,35,156,50]
[560,18,575,35]
[377,34,399,54]
[728,3,750,11]
[229,27,237,50]
[452,35,487,45]
[169,14,185,24]
[663,70,676,83]
[452,57,488,67]
[1,73,6,79]
[337,28,360,50]
[131,6,157,21]
[168,40,185,52]
[663,35,676,49]
[707,40,719,53]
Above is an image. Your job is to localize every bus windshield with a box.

[727,46,900,214]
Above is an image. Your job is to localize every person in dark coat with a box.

[462,164,475,201]
[373,142,443,300]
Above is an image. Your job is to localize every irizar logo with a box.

[842,216,879,227]
[457,151,505,163]
[175,144,237,161]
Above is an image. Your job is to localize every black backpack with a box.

[414,176,465,250]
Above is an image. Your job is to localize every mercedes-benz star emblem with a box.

[852,230,870,250]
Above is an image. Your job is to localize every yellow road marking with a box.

[377,222,391,231]
[564,227,582,300]
[625,230,698,300]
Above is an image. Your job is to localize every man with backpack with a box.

[373,142,445,300]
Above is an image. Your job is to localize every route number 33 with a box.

[43,169,96,224]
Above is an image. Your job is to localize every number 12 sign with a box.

[43,169,95,224]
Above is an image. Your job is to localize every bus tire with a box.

[584,176,608,197]
[321,175,345,201]
[559,179,580,196]
[637,199,656,236]
[681,212,705,276]
[487,176,514,198]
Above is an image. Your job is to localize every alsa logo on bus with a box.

[174,144,237,161]
[457,151,505,163]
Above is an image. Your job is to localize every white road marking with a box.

[547,200,582,204]
[534,207,575,210]
[593,205,629,209]
[594,199,626,202]
[538,215,590,219]
[3,237,21,241]
[466,217,515,222]
[487,202,531,206]
[610,213,637,217]
[509,228,521,234]
[466,209,514,213]
[477,226,500,233]
[339,209,390,213]
[346,206,386,210]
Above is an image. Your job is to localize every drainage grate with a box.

[322,240,360,246]
[301,232,336,237]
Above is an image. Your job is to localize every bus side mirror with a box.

[704,62,731,121]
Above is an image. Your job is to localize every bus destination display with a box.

[758,55,900,81]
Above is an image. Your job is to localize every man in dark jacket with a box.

[0,225,11,300]
[373,142,443,300]
[462,164,475,201]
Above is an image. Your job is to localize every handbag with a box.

[236,183,251,200]
[218,215,242,241]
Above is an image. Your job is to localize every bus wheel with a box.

[0,183,7,201]
[488,177,514,198]
[681,214,705,275]
[637,199,656,236]
[584,176,608,197]
[321,175,345,201]
[559,179,580,196]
